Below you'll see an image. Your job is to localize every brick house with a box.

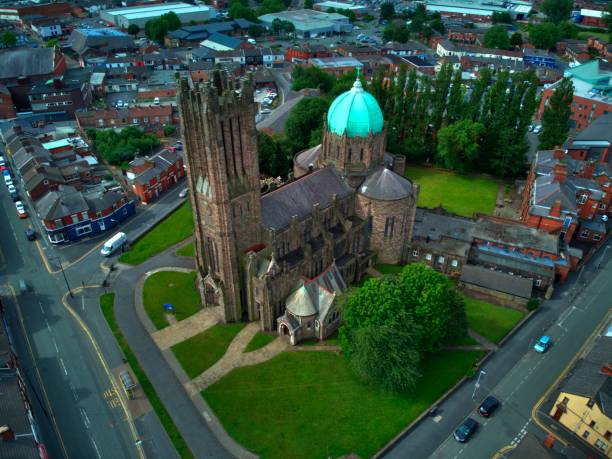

[537,61,612,131]
[126,148,184,203]
[76,105,176,130]
[0,84,16,119]
[521,115,612,246]
[27,72,92,119]
[284,44,331,63]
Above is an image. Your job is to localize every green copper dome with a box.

[327,77,384,138]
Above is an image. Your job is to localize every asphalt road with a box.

[0,185,141,459]
[384,251,612,459]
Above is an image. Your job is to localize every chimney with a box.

[553,162,567,183]
[549,199,562,217]
[392,154,406,175]
[552,146,564,160]
[583,161,595,179]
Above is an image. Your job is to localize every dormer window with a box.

[579,194,588,204]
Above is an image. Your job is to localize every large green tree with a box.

[127,24,140,36]
[284,97,330,153]
[87,126,160,165]
[528,22,560,49]
[437,120,484,172]
[0,31,17,47]
[144,11,181,42]
[257,131,291,177]
[291,65,335,92]
[380,2,395,20]
[483,25,510,49]
[539,77,574,149]
[541,0,573,23]
[509,32,523,48]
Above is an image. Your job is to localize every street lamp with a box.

[471,370,486,402]
[49,256,73,298]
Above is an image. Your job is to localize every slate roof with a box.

[573,112,612,145]
[261,166,352,231]
[0,47,56,80]
[69,28,135,56]
[202,33,242,50]
[359,166,413,201]
[36,185,88,220]
[460,264,533,299]
[294,144,322,170]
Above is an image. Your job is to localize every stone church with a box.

[177,71,419,344]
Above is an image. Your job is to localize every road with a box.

[384,250,612,459]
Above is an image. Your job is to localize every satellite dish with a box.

[601,214,609,222]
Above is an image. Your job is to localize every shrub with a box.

[526,298,540,311]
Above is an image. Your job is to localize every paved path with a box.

[153,307,222,350]
[186,323,288,394]
[467,329,498,351]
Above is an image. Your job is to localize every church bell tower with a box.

[178,71,262,323]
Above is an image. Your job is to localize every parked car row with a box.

[1,155,30,221]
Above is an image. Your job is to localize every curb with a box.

[497,308,538,348]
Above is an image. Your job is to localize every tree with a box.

[291,65,335,92]
[345,320,422,392]
[483,25,510,50]
[45,38,58,48]
[89,126,160,165]
[257,131,291,177]
[539,77,574,149]
[163,125,176,136]
[229,2,257,21]
[127,24,140,36]
[161,11,181,31]
[528,22,560,49]
[436,120,484,171]
[0,31,17,47]
[248,24,263,37]
[509,32,523,48]
[383,23,410,43]
[304,0,313,8]
[541,0,573,23]
[257,0,287,16]
[284,97,330,153]
[492,11,512,24]
[605,4,612,41]
[380,2,395,20]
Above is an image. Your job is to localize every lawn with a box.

[143,271,201,330]
[119,201,193,265]
[405,165,498,217]
[176,241,195,257]
[244,331,276,353]
[375,264,404,275]
[464,296,525,344]
[578,30,609,42]
[172,324,246,379]
[99,294,194,459]
[203,349,484,459]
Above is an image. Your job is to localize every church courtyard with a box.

[405,165,499,217]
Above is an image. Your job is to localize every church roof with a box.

[327,76,384,138]
[294,143,322,170]
[261,166,352,231]
[358,166,412,201]
[285,263,347,318]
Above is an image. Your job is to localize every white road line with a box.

[59,358,68,376]
[91,438,102,459]
[45,319,51,333]
[82,296,85,312]
[81,407,90,428]
[52,338,59,353]
[39,301,44,314]
[72,386,79,401]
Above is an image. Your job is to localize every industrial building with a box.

[258,9,352,38]
[425,0,532,21]
[313,1,368,16]
[101,2,214,28]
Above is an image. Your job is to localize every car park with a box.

[478,396,499,417]
[454,417,478,443]
[15,201,27,218]
[534,335,551,353]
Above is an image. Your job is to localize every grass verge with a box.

[143,271,200,330]
[176,241,195,257]
[171,324,246,379]
[405,165,498,217]
[99,293,194,459]
[464,296,525,344]
[203,349,484,459]
[244,331,276,353]
[119,201,193,265]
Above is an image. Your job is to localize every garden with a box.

[142,270,200,329]
[464,296,525,344]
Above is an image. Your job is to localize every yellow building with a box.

[550,337,612,458]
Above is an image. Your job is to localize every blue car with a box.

[534,335,551,353]
[454,417,479,443]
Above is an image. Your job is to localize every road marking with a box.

[59,358,68,375]
[52,338,59,353]
[91,437,102,459]
[39,301,44,314]
[72,386,79,401]
[82,295,85,312]
[81,407,90,428]
[45,319,51,333]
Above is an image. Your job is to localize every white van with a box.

[153,97,160,105]
[247,38,256,45]
[101,232,127,257]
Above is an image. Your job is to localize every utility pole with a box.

[50,256,72,298]
[471,370,486,402]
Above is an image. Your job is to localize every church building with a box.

[177,70,418,344]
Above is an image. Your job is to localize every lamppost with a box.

[49,256,72,298]
[471,370,486,402]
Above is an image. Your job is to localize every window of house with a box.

[579,194,588,204]
[133,118,139,124]
[49,232,65,243]
[75,224,92,236]
[384,216,395,237]
[425,253,432,261]
[589,420,596,428]
[348,148,352,161]
[451,259,458,267]
[438,256,445,264]
[593,234,601,241]
[359,148,364,161]
[582,431,590,439]
[535,279,542,287]
[595,439,608,451]
[413,249,419,257]
[562,397,569,404]
[587,399,595,408]
[581,230,590,238]
[604,431,611,441]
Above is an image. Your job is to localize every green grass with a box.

[375,264,404,275]
[119,201,193,265]
[352,274,373,287]
[448,333,479,346]
[464,296,525,344]
[299,330,339,346]
[203,349,484,459]
[143,271,200,330]
[171,324,246,379]
[578,31,609,42]
[99,294,194,459]
[244,331,276,353]
[406,165,498,217]
[176,241,195,257]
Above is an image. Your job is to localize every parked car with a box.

[153,97,160,105]
[2,169,9,178]
[25,228,36,241]
[7,183,16,194]
[178,188,189,198]
[4,175,13,186]
[15,201,27,218]
[534,335,551,353]
[533,125,542,134]
[478,396,500,417]
[101,232,127,256]
[454,417,479,443]
[0,155,5,166]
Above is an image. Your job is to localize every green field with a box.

[464,296,525,344]
[171,324,246,378]
[244,331,276,353]
[176,241,195,257]
[99,294,194,459]
[143,271,200,330]
[119,202,193,265]
[406,165,498,217]
[204,349,484,459]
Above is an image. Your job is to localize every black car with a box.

[25,228,36,241]
[454,417,478,443]
[478,395,500,417]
